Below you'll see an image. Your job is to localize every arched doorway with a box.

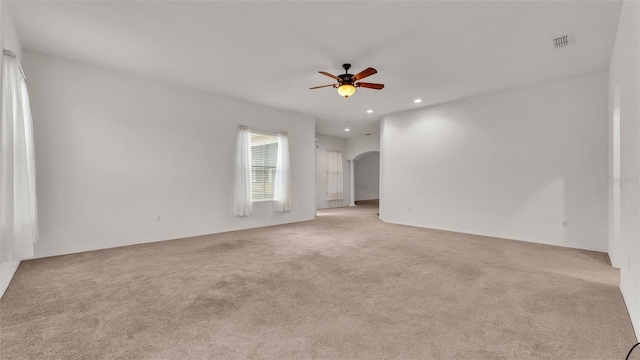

[348,150,380,207]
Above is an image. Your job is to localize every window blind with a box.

[251,132,279,201]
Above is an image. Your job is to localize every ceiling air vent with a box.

[553,34,572,48]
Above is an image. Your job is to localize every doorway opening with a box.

[352,151,380,211]
[612,85,621,268]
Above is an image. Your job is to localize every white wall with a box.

[316,134,350,209]
[346,134,380,160]
[381,72,609,252]
[0,3,24,298]
[1,4,20,60]
[609,0,640,339]
[23,51,316,258]
[354,151,379,201]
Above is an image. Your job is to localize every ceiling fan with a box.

[310,63,384,98]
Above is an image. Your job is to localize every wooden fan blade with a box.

[310,84,337,89]
[356,82,384,90]
[353,67,377,80]
[319,71,339,80]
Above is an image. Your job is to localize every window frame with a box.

[250,131,279,202]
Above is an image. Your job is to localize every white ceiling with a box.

[9,0,622,138]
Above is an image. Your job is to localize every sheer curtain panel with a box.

[234,126,252,216]
[325,150,344,201]
[1,55,38,262]
[273,131,291,212]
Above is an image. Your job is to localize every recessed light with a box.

[414,99,422,103]
[366,109,373,113]
[345,128,350,132]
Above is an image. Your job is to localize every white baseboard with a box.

[32,231,210,260]
[379,217,607,253]
[619,284,640,341]
[33,218,315,260]
[1,260,21,299]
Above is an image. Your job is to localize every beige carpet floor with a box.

[0,200,637,359]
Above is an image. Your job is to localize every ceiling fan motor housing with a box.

[338,74,353,85]
[340,64,354,85]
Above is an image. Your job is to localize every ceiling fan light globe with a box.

[338,84,356,98]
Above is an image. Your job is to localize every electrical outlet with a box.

[628,257,631,271]
[155,214,161,222]
[407,206,411,213]
[562,219,568,227]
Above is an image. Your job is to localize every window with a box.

[251,132,279,201]
[234,126,291,216]
[1,53,38,259]
[326,150,344,201]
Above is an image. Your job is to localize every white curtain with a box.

[326,150,343,201]
[273,131,291,212]
[234,126,252,216]
[1,55,38,262]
